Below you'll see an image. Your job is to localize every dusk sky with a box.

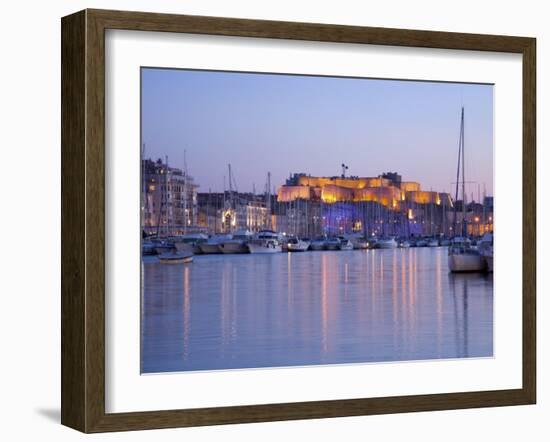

[141,68,494,199]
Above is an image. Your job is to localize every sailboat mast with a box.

[183,149,188,234]
[228,164,233,202]
[453,107,464,237]
[266,172,272,230]
[461,107,466,236]
[228,164,234,232]
[141,143,146,233]
[165,155,170,237]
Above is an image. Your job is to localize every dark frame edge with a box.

[61,8,537,433]
[89,389,533,433]
[61,9,87,433]
[522,37,536,405]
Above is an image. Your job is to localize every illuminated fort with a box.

[278,172,451,209]
[272,171,491,238]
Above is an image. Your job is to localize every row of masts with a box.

[224,163,272,231]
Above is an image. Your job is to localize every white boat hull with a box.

[287,241,310,252]
[376,240,397,249]
[199,243,223,254]
[175,242,196,254]
[220,242,249,254]
[310,242,326,251]
[448,253,486,272]
[158,253,193,264]
[339,242,353,251]
[248,243,282,254]
[154,245,174,255]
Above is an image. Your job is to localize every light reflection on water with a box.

[141,248,493,373]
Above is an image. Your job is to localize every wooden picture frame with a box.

[61,8,536,433]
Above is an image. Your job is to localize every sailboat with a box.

[448,107,486,273]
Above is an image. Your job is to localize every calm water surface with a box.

[141,248,493,373]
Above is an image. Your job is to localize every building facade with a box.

[142,158,198,235]
[196,192,271,234]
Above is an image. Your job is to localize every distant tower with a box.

[341,163,349,178]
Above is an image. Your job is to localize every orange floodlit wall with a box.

[296,176,390,190]
[277,186,312,202]
[353,186,402,207]
[400,181,421,192]
[407,191,450,205]
[321,185,354,203]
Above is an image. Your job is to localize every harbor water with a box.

[141,247,493,373]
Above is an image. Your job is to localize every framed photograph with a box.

[61,9,536,432]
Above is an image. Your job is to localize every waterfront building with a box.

[196,192,270,234]
[142,158,198,235]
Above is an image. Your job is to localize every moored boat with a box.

[199,234,231,254]
[310,237,327,251]
[353,239,369,249]
[220,230,252,254]
[248,230,282,254]
[325,237,341,251]
[375,238,397,249]
[448,237,486,272]
[427,238,440,247]
[158,250,194,264]
[477,232,494,272]
[287,237,310,252]
[367,238,378,249]
[174,233,208,254]
[345,234,369,250]
[399,239,411,248]
[152,238,175,255]
[338,238,354,251]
